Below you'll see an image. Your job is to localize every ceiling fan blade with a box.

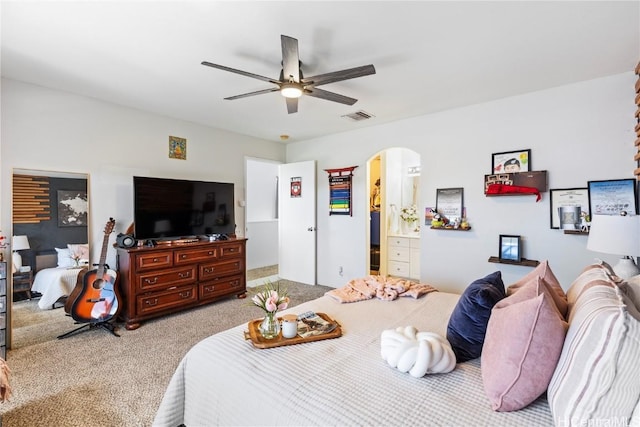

[281,35,300,83]
[302,64,376,87]
[224,87,280,101]
[285,97,298,114]
[304,87,358,106]
[201,61,280,85]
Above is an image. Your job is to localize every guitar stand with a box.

[57,320,120,339]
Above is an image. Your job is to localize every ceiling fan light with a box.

[281,84,302,98]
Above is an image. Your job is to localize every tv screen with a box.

[133,176,235,240]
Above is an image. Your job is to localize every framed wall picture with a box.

[435,188,463,220]
[491,149,531,174]
[57,190,88,227]
[499,234,521,262]
[588,179,638,216]
[549,188,590,229]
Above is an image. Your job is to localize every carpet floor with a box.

[1,279,331,427]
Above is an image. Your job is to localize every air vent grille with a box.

[342,110,375,122]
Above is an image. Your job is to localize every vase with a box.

[259,312,281,339]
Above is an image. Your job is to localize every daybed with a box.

[153,262,640,426]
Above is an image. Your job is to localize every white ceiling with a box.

[2,1,639,143]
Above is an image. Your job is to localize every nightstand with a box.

[13,270,33,300]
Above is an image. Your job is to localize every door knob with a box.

[307,227,316,232]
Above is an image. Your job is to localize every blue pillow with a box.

[446,271,506,362]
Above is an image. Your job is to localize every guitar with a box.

[67,218,121,323]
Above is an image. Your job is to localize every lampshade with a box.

[587,214,640,279]
[12,235,30,251]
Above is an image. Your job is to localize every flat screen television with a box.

[133,176,235,241]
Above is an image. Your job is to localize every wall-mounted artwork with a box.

[325,166,357,216]
[169,135,187,160]
[57,190,88,227]
[491,149,531,173]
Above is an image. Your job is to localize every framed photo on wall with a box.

[499,234,521,262]
[57,190,88,227]
[491,149,531,174]
[549,188,590,229]
[588,179,638,216]
[435,188,463,220]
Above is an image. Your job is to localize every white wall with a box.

[1,78,286,268]
[287,73,638,293]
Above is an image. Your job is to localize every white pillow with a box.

[55,247,73,268]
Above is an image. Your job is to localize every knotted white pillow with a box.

[381,326,456,378]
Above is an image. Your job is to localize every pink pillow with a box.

[507,260,567,318]
[482,277,568,412]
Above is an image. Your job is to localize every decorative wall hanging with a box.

[57,190,88,227]
[169,135,187,160]
[435,188,464,220]
[588,178,638,216]
[549,188,589,229]
[290,177,302,198]
[499,234,522,262]
[325,166,357,216]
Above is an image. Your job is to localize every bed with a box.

[31,251,86,310]
[154,262,640,426]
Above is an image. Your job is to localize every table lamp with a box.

[12,235,30,273]
[587,214,640,279]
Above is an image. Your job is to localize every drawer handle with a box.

[204,267,215,273]
[179,291,191,299]
[227,248,236,253]
[152,258,159,263]
[180,254,187,259]
[144,277,158,285]
[231,280,240,287]
[145,298,159,306]
[205,285,215,292]
[178,271,191,278]
[208,251,214,256]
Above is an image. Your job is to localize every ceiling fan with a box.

[201,35,376,114]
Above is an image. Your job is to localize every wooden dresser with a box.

[116,238,246,330]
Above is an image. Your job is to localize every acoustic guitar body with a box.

[64,266,89,314]
[69,269,119,323]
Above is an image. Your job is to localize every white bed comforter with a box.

[154,292,553,426]
[31,267,83,309]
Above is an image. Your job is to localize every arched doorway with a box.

[367,148,421,278]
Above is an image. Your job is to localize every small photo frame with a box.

[549,188,590,229]
[169,135,187,160]
[499,234,521,262]
[492,149,531,174]
[588,179,638,216]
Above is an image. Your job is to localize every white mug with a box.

[281,314,298,339]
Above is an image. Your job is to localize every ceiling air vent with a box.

[342,110,375,122]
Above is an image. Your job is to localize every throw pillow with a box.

[55,247,73,268]
[482,277,568,412]
[548,283,640,425]
[507,260,567,318]
[620,274,640,312]
[446,271,505,362]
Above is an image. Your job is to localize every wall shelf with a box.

[488,256,539,267]
[430,226,471,231]
[563,230,589,235]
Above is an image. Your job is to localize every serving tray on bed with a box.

[244,312,342,349]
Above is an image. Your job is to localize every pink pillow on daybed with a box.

[482,276,568,412]
[506,260,567,318]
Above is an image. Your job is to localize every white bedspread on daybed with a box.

[154,291,553,426]
[31,267,84,309]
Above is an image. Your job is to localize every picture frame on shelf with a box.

[491,149,531,174]
[435,188,463,220]
[587,179,638,216]
[549,188,590,229]
[499,234,521,262]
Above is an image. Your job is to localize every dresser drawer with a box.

[388,246,410,261]
[135,251,173,271]
[200,258,244,281]
[137,285,197,315]
[388,237,410,248]
[174,247,218,265]
[218,241,244,259]
[199,275,244,301]
[137,265,197,292]
[388,260,410,278]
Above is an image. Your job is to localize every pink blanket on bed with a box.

[325,275,438,303]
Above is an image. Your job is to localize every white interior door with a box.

[278,160,316,285]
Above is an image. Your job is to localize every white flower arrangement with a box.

[400,205,419,223]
